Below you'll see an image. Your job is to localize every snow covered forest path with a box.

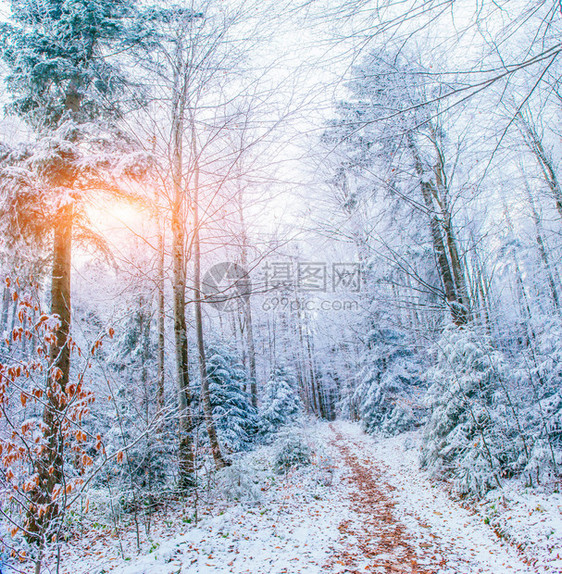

[327,424,537,574]
[81,422,554,574]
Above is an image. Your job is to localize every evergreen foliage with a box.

[206,344,259,452]
[0,0,142,129]
[260,366,301,436]
[420,326,519,497]
[273,432,312,473]
[0,0,152,242]
[355,328,423,436]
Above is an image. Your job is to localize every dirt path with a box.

[327,426,437,573]
[326,424,537,574]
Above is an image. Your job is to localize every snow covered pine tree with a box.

[260,366,302,436]
[206,344,259,453]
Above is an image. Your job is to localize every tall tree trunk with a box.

[414,182,458,325]
[409,141,464,325]
[503,204,537,345]
[28,204,73,540]
[473,258,493,334]
[297,310,316,414]
[431,121,471,319]
[304,318,322,417]
[267,315,275,367]
[139,295,153,490]
[193,261,228,469]
[191,138,227,469]
[238,221,258,406]
[139,294,151,421]
[442,214,471,316]
[245,308,257,406]
[294,311,310,412]
[171,77,194,489]
[172,207,194,489]
[156,225,166,414]
[517,112,562,221]
[234,309,247,388]
[525,183,560,309]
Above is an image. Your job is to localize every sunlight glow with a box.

[89,198,147,232]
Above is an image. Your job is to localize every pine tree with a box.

[206,345,259,453]
[355,328,423,436]
[420,326,519,497]
[260,366,302,436]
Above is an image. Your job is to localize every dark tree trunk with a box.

[193,271,228,469]
[442,214,471,316]
[157,226,166,415]
[170,63,196,490]
[172,208,195,490]
[408,137,467,326]
[173,238,195,488]
[171,137,195,489]
[27,204,73,540]
[192,157,227,470]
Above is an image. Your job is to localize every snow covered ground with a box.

[334,422,562,573]
[15,421,562,573]
[54,424,349,574]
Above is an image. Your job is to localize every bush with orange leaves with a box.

[0,278,114,559]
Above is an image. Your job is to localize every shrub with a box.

[216,457,263,503]
[273,433,313,473]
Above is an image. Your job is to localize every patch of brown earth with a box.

[326,426,443,574]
